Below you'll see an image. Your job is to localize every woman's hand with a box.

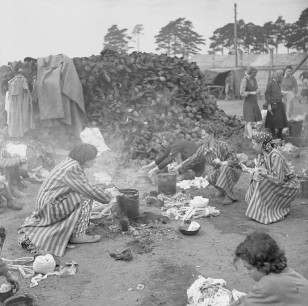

[148,167,159,177]
[253,171,265,181]
[213,158,221,166]
[228,295,246,306]
[141,161,155,170]
[267,104,273,115]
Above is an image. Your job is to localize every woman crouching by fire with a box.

[18,144,114,257]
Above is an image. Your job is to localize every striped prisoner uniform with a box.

[182,141,242,200]
[19,158,111,256]
[245,149,299,224]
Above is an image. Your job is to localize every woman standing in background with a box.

[300,72,308,104]
[265,70,288,140]
[240,67,262,140]
[281,65,298,121]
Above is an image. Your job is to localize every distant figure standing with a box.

[240,67,262,140]
[281,65,298,120]
[265,70,288,139]
[225,72,233,100]
[300,72,308,104]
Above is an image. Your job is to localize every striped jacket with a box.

[181,140,242,199]
[19,157,111,256]
[245,149,299,224]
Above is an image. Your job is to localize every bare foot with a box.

[69,234,101,244]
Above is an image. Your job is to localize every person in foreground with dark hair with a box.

[174,125,242,205]
[230,232,308,306]
[18,144,112,257]
[245,132,299,224]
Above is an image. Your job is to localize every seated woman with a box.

[245,132,299,224]
[231,232,308,305]
[18,144,112,257]
[142,131,205,180]
[174,125,242,205]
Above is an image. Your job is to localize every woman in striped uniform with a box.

[174,126,242,205]
[245,132,299,224]
[18,144,112,257]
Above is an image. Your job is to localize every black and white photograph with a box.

[0,0,308,305]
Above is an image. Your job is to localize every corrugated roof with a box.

[191,52,306,70]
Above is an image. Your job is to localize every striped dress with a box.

[245,149,299,224]
[182,141,242,200]
[19,157,111,257]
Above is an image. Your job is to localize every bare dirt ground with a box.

[1,99,308,306]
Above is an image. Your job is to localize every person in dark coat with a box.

[265,70,288,139]
[240,67,262,140]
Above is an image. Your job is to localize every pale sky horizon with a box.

[0,0,307,65]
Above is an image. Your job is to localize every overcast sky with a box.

[0,0,307,65]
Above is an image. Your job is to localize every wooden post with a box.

[234,3,238,67]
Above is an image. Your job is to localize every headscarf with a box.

[273,70,283,79]
[253,132,275,152]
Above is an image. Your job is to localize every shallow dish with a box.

[179,222,201,236]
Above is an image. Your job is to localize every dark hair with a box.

[203,123,219,138]
[284,65,293,75]
[69,143,97,164]
[234,232,287,274]
[247,67,257,75]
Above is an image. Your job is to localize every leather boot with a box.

[7,199,22,210]
[10,185,30,198]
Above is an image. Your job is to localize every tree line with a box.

[103,8,307,58]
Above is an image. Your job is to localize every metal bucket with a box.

[289,120,303,137]
[116,189,139,219]
[157,173,177,195]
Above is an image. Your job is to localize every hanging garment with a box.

[37,54,85,135]
[6,74,35,137]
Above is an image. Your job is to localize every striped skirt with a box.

[19,199,92,257]
[208,165,242,200]
[245,177,299,224]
